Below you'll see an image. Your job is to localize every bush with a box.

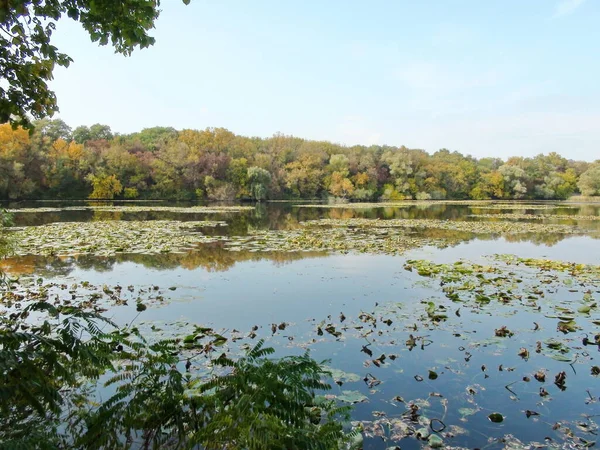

[0,300,353,449]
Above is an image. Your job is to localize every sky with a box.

[50,0,600,161]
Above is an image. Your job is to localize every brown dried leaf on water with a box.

[361,344,373,357]
[358,312,376,325]
[525,410,540,418]
[358,420,386,438]
[591,366,600,376]
[495,325,514,337]
[406,334,417,350]
[554,371,567,389]
[277,322,287,330]
[372,354,386,367]
[364,373,381,388]
[388,418,412,440]
[534,370,546,382]
[324,324,342,338]
[540,387,550,397]
[518,347,529,359]
[466,384,482,395]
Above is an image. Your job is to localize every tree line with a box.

[1,119,599,201]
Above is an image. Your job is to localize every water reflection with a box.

[6,201,600,234]
[1,243,328,277]
[2,201,599,275]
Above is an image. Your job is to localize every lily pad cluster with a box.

[302,218,580,235]
[294,201,564,209]
[469,213,600,221]
[225,227,454,255]
[1,277,176,314]
[8,205,255,214]
[11,220,227,256]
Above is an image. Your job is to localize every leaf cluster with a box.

[0,1,190,128]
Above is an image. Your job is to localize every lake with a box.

[2,200,600,449]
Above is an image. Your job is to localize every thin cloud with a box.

[336,115,381,146]
[395,62,503,91]
[553,0,587,18]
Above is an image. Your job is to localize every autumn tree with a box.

[0,119,594,201]
[86,173,123,199]
[578,164,600,196]
[0,124,37,198]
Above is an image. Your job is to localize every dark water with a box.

[3,201,600,449]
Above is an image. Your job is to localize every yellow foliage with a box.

[87,174,123,199]
[354,172,370,187]
[329,172,354,198]
[0,124,30,157]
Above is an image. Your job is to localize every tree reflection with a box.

[1,243,328,277]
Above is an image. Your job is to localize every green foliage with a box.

[0,1,191,128]
[578,164,600,196]
[32,118,72,141]
[0,302,118,448]
[193,340,352,449]
[123,187,139,199]
[0,209,12,229]
[0,121,594,201]
[86,173,123,199]
[0,296,352,449]
[248,166,272,201]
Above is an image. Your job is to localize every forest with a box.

[1,119,599,202]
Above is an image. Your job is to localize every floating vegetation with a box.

[0,277,175,314]
[494,254,600,284]
[294,200,552,209]
[4,250,600,449]
[7,205,255,214]
[9,214,587,258]
[470,204,579,210]
[223,216,584,256]
[5,203,600,449]
[469,213,600,221]
[11,220,227,256]
[302,217,580,235]
[225,227,455,255]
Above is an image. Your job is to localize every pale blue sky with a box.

[50,0,600,161]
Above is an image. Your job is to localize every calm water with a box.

[3,201,600,449]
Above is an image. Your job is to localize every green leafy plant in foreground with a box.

[0,298,353,449]
[0,302,118,449]
[0,209,13,269]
